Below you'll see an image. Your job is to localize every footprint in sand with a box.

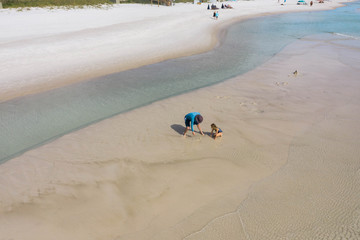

[239,101,261,113]
[215,96,231,100]
[275,82,289,86]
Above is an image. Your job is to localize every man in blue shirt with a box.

[183,112,204,136]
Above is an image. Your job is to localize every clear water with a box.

[1,1,359,163]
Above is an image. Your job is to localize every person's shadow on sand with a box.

[171,124,185,135]
[171,124,212,137]
[203,131,212,137]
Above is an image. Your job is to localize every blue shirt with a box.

[184,112,201,132]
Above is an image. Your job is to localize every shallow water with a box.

[1,1,360,163]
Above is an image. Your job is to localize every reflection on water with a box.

[0,1,359,163]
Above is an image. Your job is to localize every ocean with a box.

[1,1,359,163]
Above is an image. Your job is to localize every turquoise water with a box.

[1,1,359,163]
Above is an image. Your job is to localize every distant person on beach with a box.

[215,11,219,20]
[213,11,216,19]
[183,112,204,136]
[211,123,223,140]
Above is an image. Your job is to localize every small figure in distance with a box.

[183,112,204,137]
[211,123,223,140]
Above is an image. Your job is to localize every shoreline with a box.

[0,0,354,165]
[0,0,349,102]
[1,33,359,239]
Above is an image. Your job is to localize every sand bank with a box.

[1,33,359,239]
[0,0,348,102]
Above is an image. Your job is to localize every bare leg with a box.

[183,127,190,137]
[214,132,222,140]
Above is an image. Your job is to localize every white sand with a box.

[1,1,360,239]
[0,0,346,102]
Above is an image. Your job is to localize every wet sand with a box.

[1,33,359,239]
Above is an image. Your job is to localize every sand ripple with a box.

[185,104,360,240]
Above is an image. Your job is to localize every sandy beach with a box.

[1,0,360,239]
[0,0,346,102]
